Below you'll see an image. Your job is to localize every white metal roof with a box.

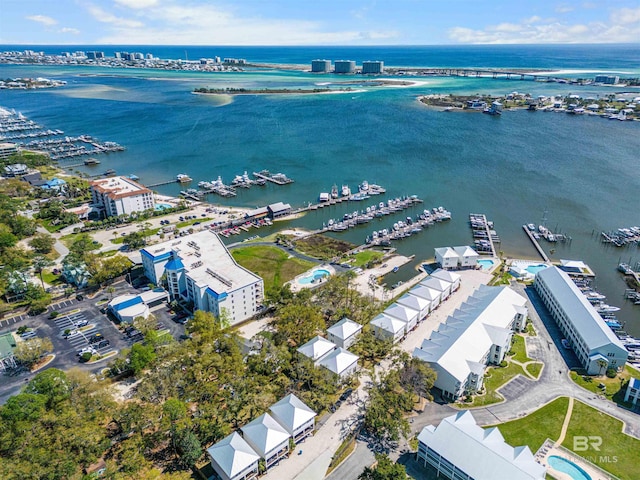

[418,411,546,480]
[410,285,441,302]
[431,268,461,284]
[370,313,406,335]
[296,336,336,361]
[397,292,431,312]
[535,267,626,351]
[435,246,458,258]
[207,432,259,479]
[240,413,291,458]
[453,245,479,258]
[317,347,359,376]
[413,285,526,383]
[269,394,317,434]
[326,317,362,341]
[420,276,452,293]
[384,303,419,324]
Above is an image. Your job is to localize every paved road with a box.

[328,281,640,479]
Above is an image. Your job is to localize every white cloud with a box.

[114,0,159,8]
[26,15,58,26]
[610,7,640,25]
[523,16,542,24]
[449,6,640,44]
[60,27,81,34]
[555,5,574,14]
[85,3,144,28]
[87,1,397,45]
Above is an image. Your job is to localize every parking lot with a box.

[0,283,187,404]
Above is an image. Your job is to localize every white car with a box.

[77,347,97,356]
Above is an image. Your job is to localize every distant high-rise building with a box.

[86,51,104,60]
[311,59,331,73]
[334,60,355,74]
[594,75,619,85]
[145,53,153,59]
[362,60,384,74]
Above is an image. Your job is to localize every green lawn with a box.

[231,245,314,288]
[460,362,527,407]
[41,271,64,286]
[497,396,569,452]
[345,250,384,268]
[510,334,533,363]
[570,364,640,404]
[561,400,640,480]
[526,362,543,379]
[176,217,211,229]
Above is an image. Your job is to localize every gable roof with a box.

[269,394,317,433]
[397,292,431,312]
[453,245,479,258]
[431,268,462,284]
[435,246,459,258]
[418,410,545,480]
[420,276,452,292]
[410,285,441,302]
[326,317,362,341]
[384,302,419,323]
[207,432,259,479]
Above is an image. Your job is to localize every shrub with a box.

[80,352,92,362]
[499,360,508,367]
[605,368,617,379]
[48,311,59,319]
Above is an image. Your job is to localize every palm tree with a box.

[597,358,608,376]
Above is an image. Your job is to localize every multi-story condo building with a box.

[90,176,155,217]
[334,60,356,74]
[362,60,384,74]
[141,230,264,326]
[417,410,546,480]
[535,266,628,375]
[413,285,528,399]
[311,59,331,73]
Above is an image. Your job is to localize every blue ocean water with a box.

[0,44,639,333]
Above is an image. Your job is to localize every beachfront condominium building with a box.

[311,59,331,73]
[90,176,155,218]
[141,230,264,326]
[534,266,628,375]
[0,142,18,160]
[413,285,528,400]
[362,61,384,74]
[417,410,546,480]
[334,60,356,74]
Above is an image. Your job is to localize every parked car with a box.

[76,319,89,327]
[96,340,110,349]
[76,294,84,301]
[77,347,97,356]
[88,333,104,344]
[20,330,37,339]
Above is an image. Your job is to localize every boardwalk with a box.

[522,225,550,262]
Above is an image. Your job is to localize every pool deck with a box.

[536,442,616,480]
[289,265,336,292]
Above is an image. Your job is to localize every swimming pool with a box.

[477,259,495,270]
[155,203,173,211]
[298,268,331,285]
[548,455,592,480]
[526,264,549,275]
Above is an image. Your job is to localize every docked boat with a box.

[176,173,192,183]
[604,319,622,330]
[595,303,621,314]
[359,180,369,193]
[341,184,351,197]
[84,158,100,165]
[331,184,339,199]
[319,192,330,202]
[104,169,116,176]
[618,263,634,275]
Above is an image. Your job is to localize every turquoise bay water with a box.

[1,45,639,334]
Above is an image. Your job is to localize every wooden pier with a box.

[469,213,499,256]
[522,225,550,262]
[146,179,183,188]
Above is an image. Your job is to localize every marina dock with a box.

[252,170,294,185]
[469,213,499,256]
[522,225,550,262]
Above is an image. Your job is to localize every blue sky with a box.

[2,0,639,45]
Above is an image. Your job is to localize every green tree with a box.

[86,253,132,286]
[359,454,407,480]
[272,302,325,347]
[396,353,436,400]
[173,428,203,469]
[24,368,70,409]
[32,255,53,289]
[0,223,17,250]
[29,232,56,254]
[13,337,53,368]
[128,343,156,375]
